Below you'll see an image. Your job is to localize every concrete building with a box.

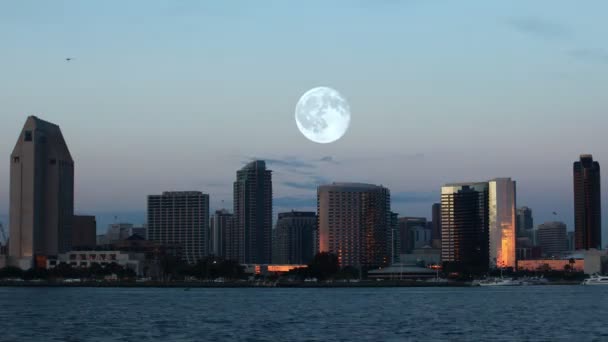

[537,222,568,257]
[72,215,96,248]
[399,246,441,266]
[441,182,489,273]
[131,225,147,239]
[47,250,147,276]
[230,160,272,264]
[147,191,209,264]
[389,212,399,263]
[210,209,233,257]
[567,231,575,251]
[488,178,516,269]
[273,211,316,265]
[105,223,133,244]
[573,154,602,250]
[9,116,74,269]
[317,183,391,269]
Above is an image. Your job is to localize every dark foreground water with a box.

[0,286,607,342]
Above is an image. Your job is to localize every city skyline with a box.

[1,2,607,247]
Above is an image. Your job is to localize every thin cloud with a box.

[507,17,570,40]
[569,48,608,64]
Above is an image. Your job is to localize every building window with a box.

[13,156,20,163]
[50,159,56,165]
[24,131,32,142]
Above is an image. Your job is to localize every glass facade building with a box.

[573,154,602,250]
[488,178,517,269]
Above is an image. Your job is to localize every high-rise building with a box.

[488,178,516,269]
[441,182,489,273]
[431,203,441,241]
[273,211,317,264]
[317,183,391,269]
[573,154,602,250]
[230,160,272,264]
[9,116,74,269]
[398,217,428,254]
[389,212,399,263]
[516,206,534,238]
[537,222,568,257]
[72,215,96,248]
[147,191,209,263]
[210,209,233,257]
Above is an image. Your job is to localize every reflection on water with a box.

[0,286,607,341]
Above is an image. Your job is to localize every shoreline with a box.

[0,280,583,288]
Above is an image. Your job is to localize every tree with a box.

[308,252,339,280]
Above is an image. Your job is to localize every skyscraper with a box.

[537,222,568,257]
[317,183,391,269]
[147,191,209,263]
[9,116,74,269]
[431,203,441,241]
[230,160,272,264]
[398,217,429,253]
[516,206,534,237]
[573,154,602,250]
[72,215,96,248]
[210,209,233,257]
[488,178,516,269]
[441,183,489,273]
[273,211,317,264]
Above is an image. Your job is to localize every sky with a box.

[0,1,607,244]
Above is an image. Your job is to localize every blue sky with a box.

[0,1,607,243]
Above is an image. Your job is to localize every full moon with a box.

[295,86,351,144]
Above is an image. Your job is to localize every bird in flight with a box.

[65,57,74,62]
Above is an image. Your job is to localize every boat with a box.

[582,274,608,285]
[474,277,521,286]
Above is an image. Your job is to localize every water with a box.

[0,286,607,341]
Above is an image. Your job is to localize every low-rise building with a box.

[47,250,147,276]
[517,259,584,272]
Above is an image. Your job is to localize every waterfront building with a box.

[105,223,133,244]
[441,182,489,273]
[72,215,96,248]
[47,250,147,276]
[431,203,441,242]
[210,209,233,257]
[573,154,602,250]
[516,206,534,238]
[273,211,316,264]
[488,178,516,268]
[9,116,74,269]
[317,183,391,269]
[537,222,568,257]
[398,217,428,254]
[147,191,209,263]
[229,160,273,264]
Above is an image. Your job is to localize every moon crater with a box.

[295,86,351,144]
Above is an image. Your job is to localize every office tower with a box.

[273,211,316,264]
[431,203,441,241]
[147,191,209,263]
[72,215,96,248]
[389,212,399,263]
[210,209,233,257]
[441,183,489,273]
[230,160,272,264]
[537,222,568,257]
[573,155,602,250]
[488,178,516,269]
[317,183,391,269]
[516,206,534,237]
[398,217,429,253]
[131,225,147,238]
[9,116,74,269]
[567,231,575,251]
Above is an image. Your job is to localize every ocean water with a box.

[0,286,607,341]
